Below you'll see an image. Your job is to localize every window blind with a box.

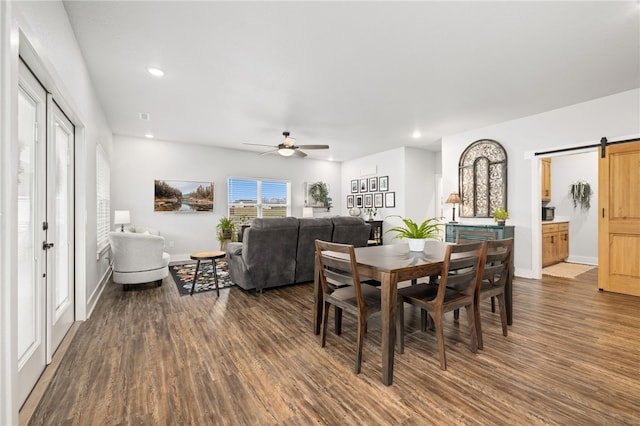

[228,178,290,223]
[96,145,110,256]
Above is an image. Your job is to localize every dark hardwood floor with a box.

[25,267,640,425]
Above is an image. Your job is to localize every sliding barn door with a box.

[598,141,640,296]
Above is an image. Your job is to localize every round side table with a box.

[189,251,226,296]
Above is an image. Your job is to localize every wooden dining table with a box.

[312,240,450,386]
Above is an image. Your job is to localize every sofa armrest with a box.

[226,242,243,256]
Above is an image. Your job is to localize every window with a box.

[228,178,290,224]
[96,145,110,256]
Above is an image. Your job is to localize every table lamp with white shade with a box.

[114,210,130,232]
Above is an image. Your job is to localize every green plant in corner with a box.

[569,180,592,210]
[385,215,442,240]
[217,216,236,246]
[492,207,509,223]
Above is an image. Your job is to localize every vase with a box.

[497,220,506,227]
[407,238,426,252]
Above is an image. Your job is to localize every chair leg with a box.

[396,301,404,354]
[454,309,460,321]
[475,297,484,350]
[432,312,446,371]
[321,302,330,348]
[355,315,366,374]
[420,309,428,332]
[334,307,343,335]
[491,296,496,313]
[497,293,508,337]
[464,304,478,354]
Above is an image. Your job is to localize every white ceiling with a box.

[63,1,640,161]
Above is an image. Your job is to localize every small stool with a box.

[190,251,226,296]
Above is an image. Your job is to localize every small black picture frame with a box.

[364,194,373,208]
[347,195,354,208]
[379,176,389,191]
[355,194,363,207]
[374,193,384,208]
[385,191,395,208]
[351,180,358,193]
[369,177,378,192]
[359,178,368,193]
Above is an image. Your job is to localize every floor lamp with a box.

[446,193,461,223]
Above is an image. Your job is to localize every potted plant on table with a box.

[217,216,236,250]
[385,216,442,251]
[493,208,509,226]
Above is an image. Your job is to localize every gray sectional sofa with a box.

[226,216,371,291]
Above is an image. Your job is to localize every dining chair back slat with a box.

[398,240,487,370]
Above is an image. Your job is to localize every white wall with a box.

[1,1,112,423]
[441,89,640,277]
[111,135,341,260]
[550,152,598,265]
[341,146,439,243]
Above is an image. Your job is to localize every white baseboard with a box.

[170,253,190,263]
[566,255,598,265]
[514,267,535,279]
[86,267,111,318]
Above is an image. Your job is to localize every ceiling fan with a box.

[244,131,330,158]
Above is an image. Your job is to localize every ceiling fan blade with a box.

[296,144,330,150]
[243,143,276,148]
[293,149,307,158]
[259,148,278,156]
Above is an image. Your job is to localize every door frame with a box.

[1,23,89,423]
[526,133,640,279]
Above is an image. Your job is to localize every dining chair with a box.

[398,241,486,370]
[315,240,404,374]
[475,238,513,350]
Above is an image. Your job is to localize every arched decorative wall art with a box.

[458,139,507,218]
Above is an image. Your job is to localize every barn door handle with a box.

[43,241,55,250]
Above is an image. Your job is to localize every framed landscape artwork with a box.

[154,179,214,212]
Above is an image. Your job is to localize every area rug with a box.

[542,262,595,279]
[170,259,235,296]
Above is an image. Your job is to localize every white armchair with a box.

[109,231,170,290]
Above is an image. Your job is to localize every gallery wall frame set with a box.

[347,175,394,208]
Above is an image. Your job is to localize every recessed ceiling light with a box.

[144,133,154,139]
[412,131,422,139]
[147,67,165,77]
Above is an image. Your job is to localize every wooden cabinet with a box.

[366,220,383,246]
[542,222,569,267]
[541,158,551,201]
[445,224,514,243]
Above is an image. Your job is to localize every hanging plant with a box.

[309,181,329,205]
[569,180,592,210]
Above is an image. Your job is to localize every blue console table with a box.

[445,223,515,325]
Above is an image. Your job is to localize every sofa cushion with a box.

[331,217,371,247]
[295,218,333,283]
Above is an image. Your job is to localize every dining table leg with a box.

[380,271,398,386]
[313,254,322,335]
